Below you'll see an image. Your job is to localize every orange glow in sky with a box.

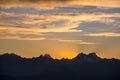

[0,0,120,59]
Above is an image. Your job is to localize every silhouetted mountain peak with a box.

[38,54,53,59]
[88,52,97,56]
[0,53,23,64]
[72,52,101,63]
[88,52,101,61]
[77,52,86,56]
[72,53,87,62]
[88,52,100,59]
[44,54,52,58]
[0,53,21,58]
[0,52,119,64]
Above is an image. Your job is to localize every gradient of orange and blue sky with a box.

[0,0,120,59]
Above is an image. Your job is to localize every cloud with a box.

[51,39,98,45]
[0,11,120,40]
[52,13,119,24]
[1,11,119,28]
[0,23,82,40]
[85,32,120,37]
[0,0,120,9]
[0,35,46,40]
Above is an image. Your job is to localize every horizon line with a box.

[0,52,119,60]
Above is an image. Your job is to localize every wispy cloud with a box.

[85,32,120,37]
[0,0,119,9]
[0,11,120,40]
[51,39,98,45]
[0,24,82,40]
[0,35,46,40]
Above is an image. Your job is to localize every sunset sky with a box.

[0,0,120,59]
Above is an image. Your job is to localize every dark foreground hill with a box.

[0,52,120,80]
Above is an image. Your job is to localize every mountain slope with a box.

[0,52,120,80]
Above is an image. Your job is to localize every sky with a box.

[0,0,120,59]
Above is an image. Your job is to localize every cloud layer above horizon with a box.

[0,0,120,59]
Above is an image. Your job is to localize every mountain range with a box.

[0,52,120,80]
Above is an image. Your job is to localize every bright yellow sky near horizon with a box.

[0,0,120,59]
